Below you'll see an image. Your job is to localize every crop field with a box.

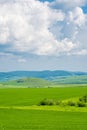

[1,109,87,130]
[0,86,87,130]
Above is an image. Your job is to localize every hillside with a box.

[0,70,87,82]
[52,75,87,84]
[2,78,53,88]
[0,71,87,87]
[1,75,87,89]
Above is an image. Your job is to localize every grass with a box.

[0,86,87,129]
[0,109,87,130]
[0,86,87,106]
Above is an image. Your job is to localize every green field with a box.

[0,86,87,106]
[0,86,87,130]
[1,109,87,130]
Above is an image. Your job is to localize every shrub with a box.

[67,101,76,106]
[39,99,48,105]
[39,99,61,106]
[79,95,87,103]
[39,99,55,106]
[77,101,86,107]
[55,101,61,105]
[48,100,55,105]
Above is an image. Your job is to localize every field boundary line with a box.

[0,106,87,112]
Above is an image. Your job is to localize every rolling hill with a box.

[1,75,87,88]
[0,70,87,87]
[52,75,87,84]
[2,78,53,88]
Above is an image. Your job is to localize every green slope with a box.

[1,75,87,88]
[52,75,87,84]
[2,78,53,88]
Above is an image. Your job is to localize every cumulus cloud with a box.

[68,7,86,26]
[0,0,67,56]
[0,0,87,56]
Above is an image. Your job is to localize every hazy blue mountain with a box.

[0,70,87,82]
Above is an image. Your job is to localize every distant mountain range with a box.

[0,70,87,82]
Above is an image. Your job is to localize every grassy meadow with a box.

[0,86,87,106]
[1,109,87,130]
[0,86,87,129]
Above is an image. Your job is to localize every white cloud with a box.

[17,58,26,63]
[0,0,67,56]
[0,52,27,64]
[76,49,87,55]
[34,38,76,56]
[68,7,86,26]
[0,0,87,56]
[0,52,13,56]
[69,49,87,56]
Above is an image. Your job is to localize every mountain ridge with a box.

[0,70,87,82]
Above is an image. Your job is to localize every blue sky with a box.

[0,0,87,72]
[82,6,87,13]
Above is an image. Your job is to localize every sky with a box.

[0,0,87,72]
